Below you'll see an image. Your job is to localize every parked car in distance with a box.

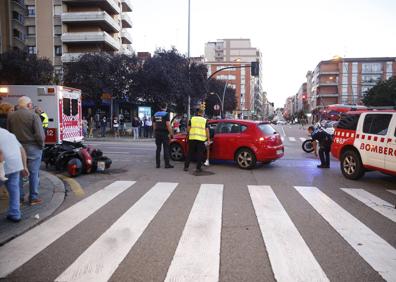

[170,119,284,169]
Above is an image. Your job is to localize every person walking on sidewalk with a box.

[153,103,173,169]
[100,115,107,137]
[184,109,210,173]
[7,96,45,206]
[0,128,29,222]
[113,116,120,138]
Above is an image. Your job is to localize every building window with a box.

[55,46,62,56]
[54,5,62,16]
[27,5,35,16]
[386,62,393,79]
[27,26,35,36]
[12,11,24,23]
[362,63,382,73]
[54,25,62,36]
[27,46,36,54]
[13,29,24,40]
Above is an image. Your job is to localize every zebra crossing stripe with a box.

[300,137,307,142]
[56,182,178,282]
[0,181,136,278]
[248,185,329,282]
[294,186,396,282]
[387,190,396,195]
[341,188,396,222]
[165,184,223,282]
[289,137,296,142]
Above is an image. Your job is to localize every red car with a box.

[169,119,284,169]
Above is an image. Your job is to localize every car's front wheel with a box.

[235,148,256,169]
[170,143,184,161]
[340,150,365,180]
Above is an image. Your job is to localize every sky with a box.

[131,0,396,108]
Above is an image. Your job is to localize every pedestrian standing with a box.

[113,116,119,138]
[88,115,94,138]
[119,113,125,136]
[146,117,153,138]
[308,126,332,168]
[7,96,45,205]
[184,109,210,173]
[82,117,88,137]
[132,116,140,139]
[0,129,29,222]
[100,116,107,137]
[153,103,173,168]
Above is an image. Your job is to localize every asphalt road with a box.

[1,124,395,282]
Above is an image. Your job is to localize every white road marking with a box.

[341,188,396,222]
[294,186,396,282]
[0,181,136,278]
[56,182,178,282]
[300,137,307,142]
[248,185,329,282]
[165,184,223,282]
[281,126,286,137]
[289,137,296,142]
[387,190,396,196]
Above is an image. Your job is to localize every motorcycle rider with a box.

[308,125,333,168]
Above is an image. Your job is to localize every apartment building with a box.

[0,0,27,53]
[0,0,133,77]
[204,39,263,118]
[309,57,396,109]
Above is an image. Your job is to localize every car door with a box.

[385,114,396,172]
[360,113,393,169]
[212,122,242,160]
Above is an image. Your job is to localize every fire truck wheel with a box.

[340,150,365,180]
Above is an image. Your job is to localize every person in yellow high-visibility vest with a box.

[34,106,48,136]
[184,109,210,173]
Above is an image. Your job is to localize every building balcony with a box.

[317,93,339,98]
[12,0,25,9]
[62,12,121,33]
[121,29,132,44]
[121,13,132,28]
[121,0,133,12]
[61,52,84,63]
[63,0,121,15]
[61,31,120,50]
[318,81,338,86]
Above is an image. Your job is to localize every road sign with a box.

[214,104,220,110]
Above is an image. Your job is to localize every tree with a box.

[362,76,396,107]
[0,50,54,84]
[63,53,139,107]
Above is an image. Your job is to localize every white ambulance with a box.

[332,110,396,179]
[0,85,83,144]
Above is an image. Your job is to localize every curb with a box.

[0,171,66,246]
[86,138,155,143]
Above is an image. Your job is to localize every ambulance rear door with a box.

[385,114,396,172]
[59,88,83,143]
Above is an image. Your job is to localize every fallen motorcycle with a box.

[42,141,112,177]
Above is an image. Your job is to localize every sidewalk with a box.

[86,136,155,143]
[0,171,65,246]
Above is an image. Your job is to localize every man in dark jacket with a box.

[308,126,332,168]
[7,96,45,205]
[153,103,173,169]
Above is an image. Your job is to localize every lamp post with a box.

[187,0,191,121]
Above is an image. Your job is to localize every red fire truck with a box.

[0,85,83,144]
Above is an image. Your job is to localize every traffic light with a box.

[200,102,206,111]
[251,61,259,76]
[302,94,307,101]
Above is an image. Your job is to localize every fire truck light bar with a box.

[0,87,8,94]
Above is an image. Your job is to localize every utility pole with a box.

[187,0,191,121]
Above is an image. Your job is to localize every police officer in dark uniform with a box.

[153,103,174,168]
[308,125,333,168]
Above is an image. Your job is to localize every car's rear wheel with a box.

[340,150,365,180]
[235,148,256,169]
[170,143,184,161]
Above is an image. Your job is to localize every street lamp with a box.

[187,0,191,121]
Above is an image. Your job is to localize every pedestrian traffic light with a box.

[200,102,206,111]
[251,61,259,76]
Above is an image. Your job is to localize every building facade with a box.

[0,0,133,77]
[309,57,396,109]
[0,0,27,53]
[204,39,263,119]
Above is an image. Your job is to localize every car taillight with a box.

[261,135,281,145]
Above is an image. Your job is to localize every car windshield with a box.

[258,123,276,135]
